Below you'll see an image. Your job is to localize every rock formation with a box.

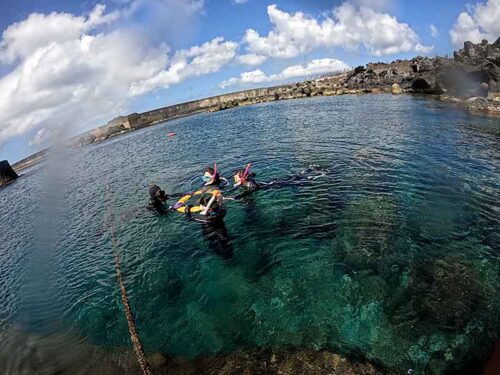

[0,160,19,186]
[450,38,500,97]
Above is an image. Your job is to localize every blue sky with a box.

[0,0,499,162]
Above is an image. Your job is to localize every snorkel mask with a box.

[202,162,218,184]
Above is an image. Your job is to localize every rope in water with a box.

[106,183,152,375]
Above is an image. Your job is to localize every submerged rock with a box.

[161,349,390,375]
[0,327,390,375]
[408,255,492,331]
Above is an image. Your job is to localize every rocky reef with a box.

[0,160,19,186]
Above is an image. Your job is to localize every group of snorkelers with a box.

[148,163,327,224]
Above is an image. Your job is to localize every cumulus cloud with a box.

[220,58,350,88]
[241,3,431,64]
[0,5,119,64]
[130,37,238,95]
[0,3,236,148]
[450,0,500,47]
[0,20,166,146]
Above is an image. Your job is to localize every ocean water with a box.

[0,95,499,374]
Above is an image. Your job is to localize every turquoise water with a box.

[0,95,499,374]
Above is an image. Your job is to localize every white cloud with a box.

[129,37,238,95]
[0,22,167,146]
[430,24,439,38]
[233,0,249,4]
[220,58,350,88]
[0,2,237,148]
[242,3,431,60]
[0,4,119,64]
[238,53,267,65]
[450,0,500,47]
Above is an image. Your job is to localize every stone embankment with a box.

[13,38,500,171]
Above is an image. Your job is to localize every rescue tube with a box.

[172,189,222,214]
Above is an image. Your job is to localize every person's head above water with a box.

[233,164,255,186]
[233,169,245,186]
[202,166,221,185]
[149,184,167,203]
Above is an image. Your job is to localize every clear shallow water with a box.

[1,95,499,374]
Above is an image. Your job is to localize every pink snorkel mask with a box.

[241,163,251,183]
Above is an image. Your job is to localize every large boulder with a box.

[0,160,18,186]
[448,39,500,96]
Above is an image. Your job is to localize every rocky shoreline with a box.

[11,38,500,173]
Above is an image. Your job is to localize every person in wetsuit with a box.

[230,164,328,199]
[197,193,232,258]
[201,165,229,189]
[147,184,183,214]
[202,166,221,186]
[232,168,260,199]
[173,191,232,258]
[192,192,227,223]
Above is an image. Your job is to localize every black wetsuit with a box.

[184,198,227,224]
[233,177,261,199]
[200,221,233,259]
[232,165,327,199]
[183,195,232,259]
[147,185,183,214]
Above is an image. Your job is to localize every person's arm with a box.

[166,192,184,198]
[201,194,217,215]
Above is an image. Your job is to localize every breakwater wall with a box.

[81,75,349,144]
[12,150,47,173]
